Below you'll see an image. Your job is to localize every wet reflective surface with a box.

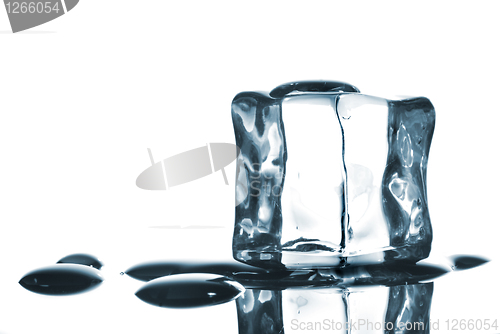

[385,283,433,334]
[125,258,455,290]
[237,283,434,334]
[19,264,103,295]
[125,255,489,332]
[236,289,283,334]
[11,249,494,333]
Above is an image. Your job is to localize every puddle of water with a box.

[125,255,489,293]
[125,260,269,282]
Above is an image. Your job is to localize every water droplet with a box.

[125,260,268,282]
[449,255,489,271]
[120,272,125,275]
[135,273,244,308]
[57,253,103,270]
[19,264,103,295]
[296,296,308,307]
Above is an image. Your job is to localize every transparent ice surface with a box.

[232,81,435,269]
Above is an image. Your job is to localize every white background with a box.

[1,1,499,333]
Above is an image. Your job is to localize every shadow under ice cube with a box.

[232,81,435,269]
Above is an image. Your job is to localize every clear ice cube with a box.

[232,81,435,269]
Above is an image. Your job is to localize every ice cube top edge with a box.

[270,81,360,98]
[232,80,360,103]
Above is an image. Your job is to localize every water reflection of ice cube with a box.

[236,283,433,334]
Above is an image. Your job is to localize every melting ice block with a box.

[232,81,435,269]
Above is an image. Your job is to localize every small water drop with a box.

[296,296,308,307]
[120,272,125,275]
[57,253,103,270]
[450,255,489,271]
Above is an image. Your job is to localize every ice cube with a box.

[232,81,435,269]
